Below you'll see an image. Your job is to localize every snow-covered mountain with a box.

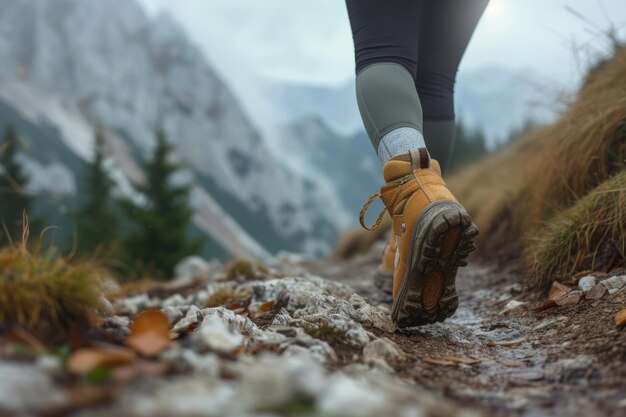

[0,0,347,257]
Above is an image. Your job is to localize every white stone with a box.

[578,275,597,292]
[200,307,260,337]
[174,256,211,281]
[363,338,405,364]
[192,315,245,354]
[0,362,67,413]
[601,275,626,290]
[172,305,202,333]
[499,300,527,315]
[162,306,185,325]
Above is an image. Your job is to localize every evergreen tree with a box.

[0,126,32,244]
[123,130,201,279]
[75,131,118,254]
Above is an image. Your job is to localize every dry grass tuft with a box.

[224,258,269,281]
[449,47,626,258]
[527,170,626,290]
[0,241,117,336]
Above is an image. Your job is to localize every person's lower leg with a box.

[423,119,455,174]
[355,63,426,164]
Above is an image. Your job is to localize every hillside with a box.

[0,0,349,257]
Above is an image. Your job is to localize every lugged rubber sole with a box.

[391,200,479,328]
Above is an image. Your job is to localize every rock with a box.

[114,293,157,316]
[162,349,221,376]
[234,353,326,413]
[554,290,582,306]
[350,294,396,332]
[585,284,607,300]
[174,256,212,281]
[250,277,354,313]
[317,374,396,417]
[162,294,190,308]
[600,275,626,290]
[192,315,245,354]
[172,305,202,333]
[200,307,260,337]
[363,338,405,364]
[0,361,67,414]
[35,355,62,374]
[499,300,527,315]
[578,275,597,292]
[162,306,185,325]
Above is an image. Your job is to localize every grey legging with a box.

[346,0,489,172]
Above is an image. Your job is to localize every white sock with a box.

[377,127,426,164]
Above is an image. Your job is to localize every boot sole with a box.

[391,200,478,328]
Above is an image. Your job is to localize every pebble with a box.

[192,315,245,354]
[578,275,597,292]
[600,275,626,290]
[363,338,405,364]
[585,284,607,300]
[162,306,185,324]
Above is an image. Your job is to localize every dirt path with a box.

[305,253,626,417]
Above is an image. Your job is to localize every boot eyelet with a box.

[401,222,406,232]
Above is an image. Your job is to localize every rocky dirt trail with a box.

[2,243,626,417]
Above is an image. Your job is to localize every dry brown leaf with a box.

[554,290,581,306]
[422,357,456,366]
[585,284,607,300]
[127,310,171,357]
[615,308,626,328]
[68,346,136,374]
[441,355,481,365]
[258,300,276,313]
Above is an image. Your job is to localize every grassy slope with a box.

[448,47,626,289]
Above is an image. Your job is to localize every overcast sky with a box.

[137,0,625,88]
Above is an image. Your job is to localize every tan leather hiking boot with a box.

[361,148,478,327]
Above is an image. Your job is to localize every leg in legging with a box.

[416,0,489,174]
[346,0,426,163]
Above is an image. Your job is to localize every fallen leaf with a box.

[441,355,481,365]
[127,310,171,357]
[68,346,135,374]
[258,300,275,313]
[422,357,456,366]
[616,308,626,328]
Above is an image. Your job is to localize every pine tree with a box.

[123,130,202,279]
[0,126,32,244]
[75,131,118,254]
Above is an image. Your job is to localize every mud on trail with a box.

[305,253,626,417]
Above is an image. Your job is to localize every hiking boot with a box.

[374,234,395,295]
[360,148,478,327]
